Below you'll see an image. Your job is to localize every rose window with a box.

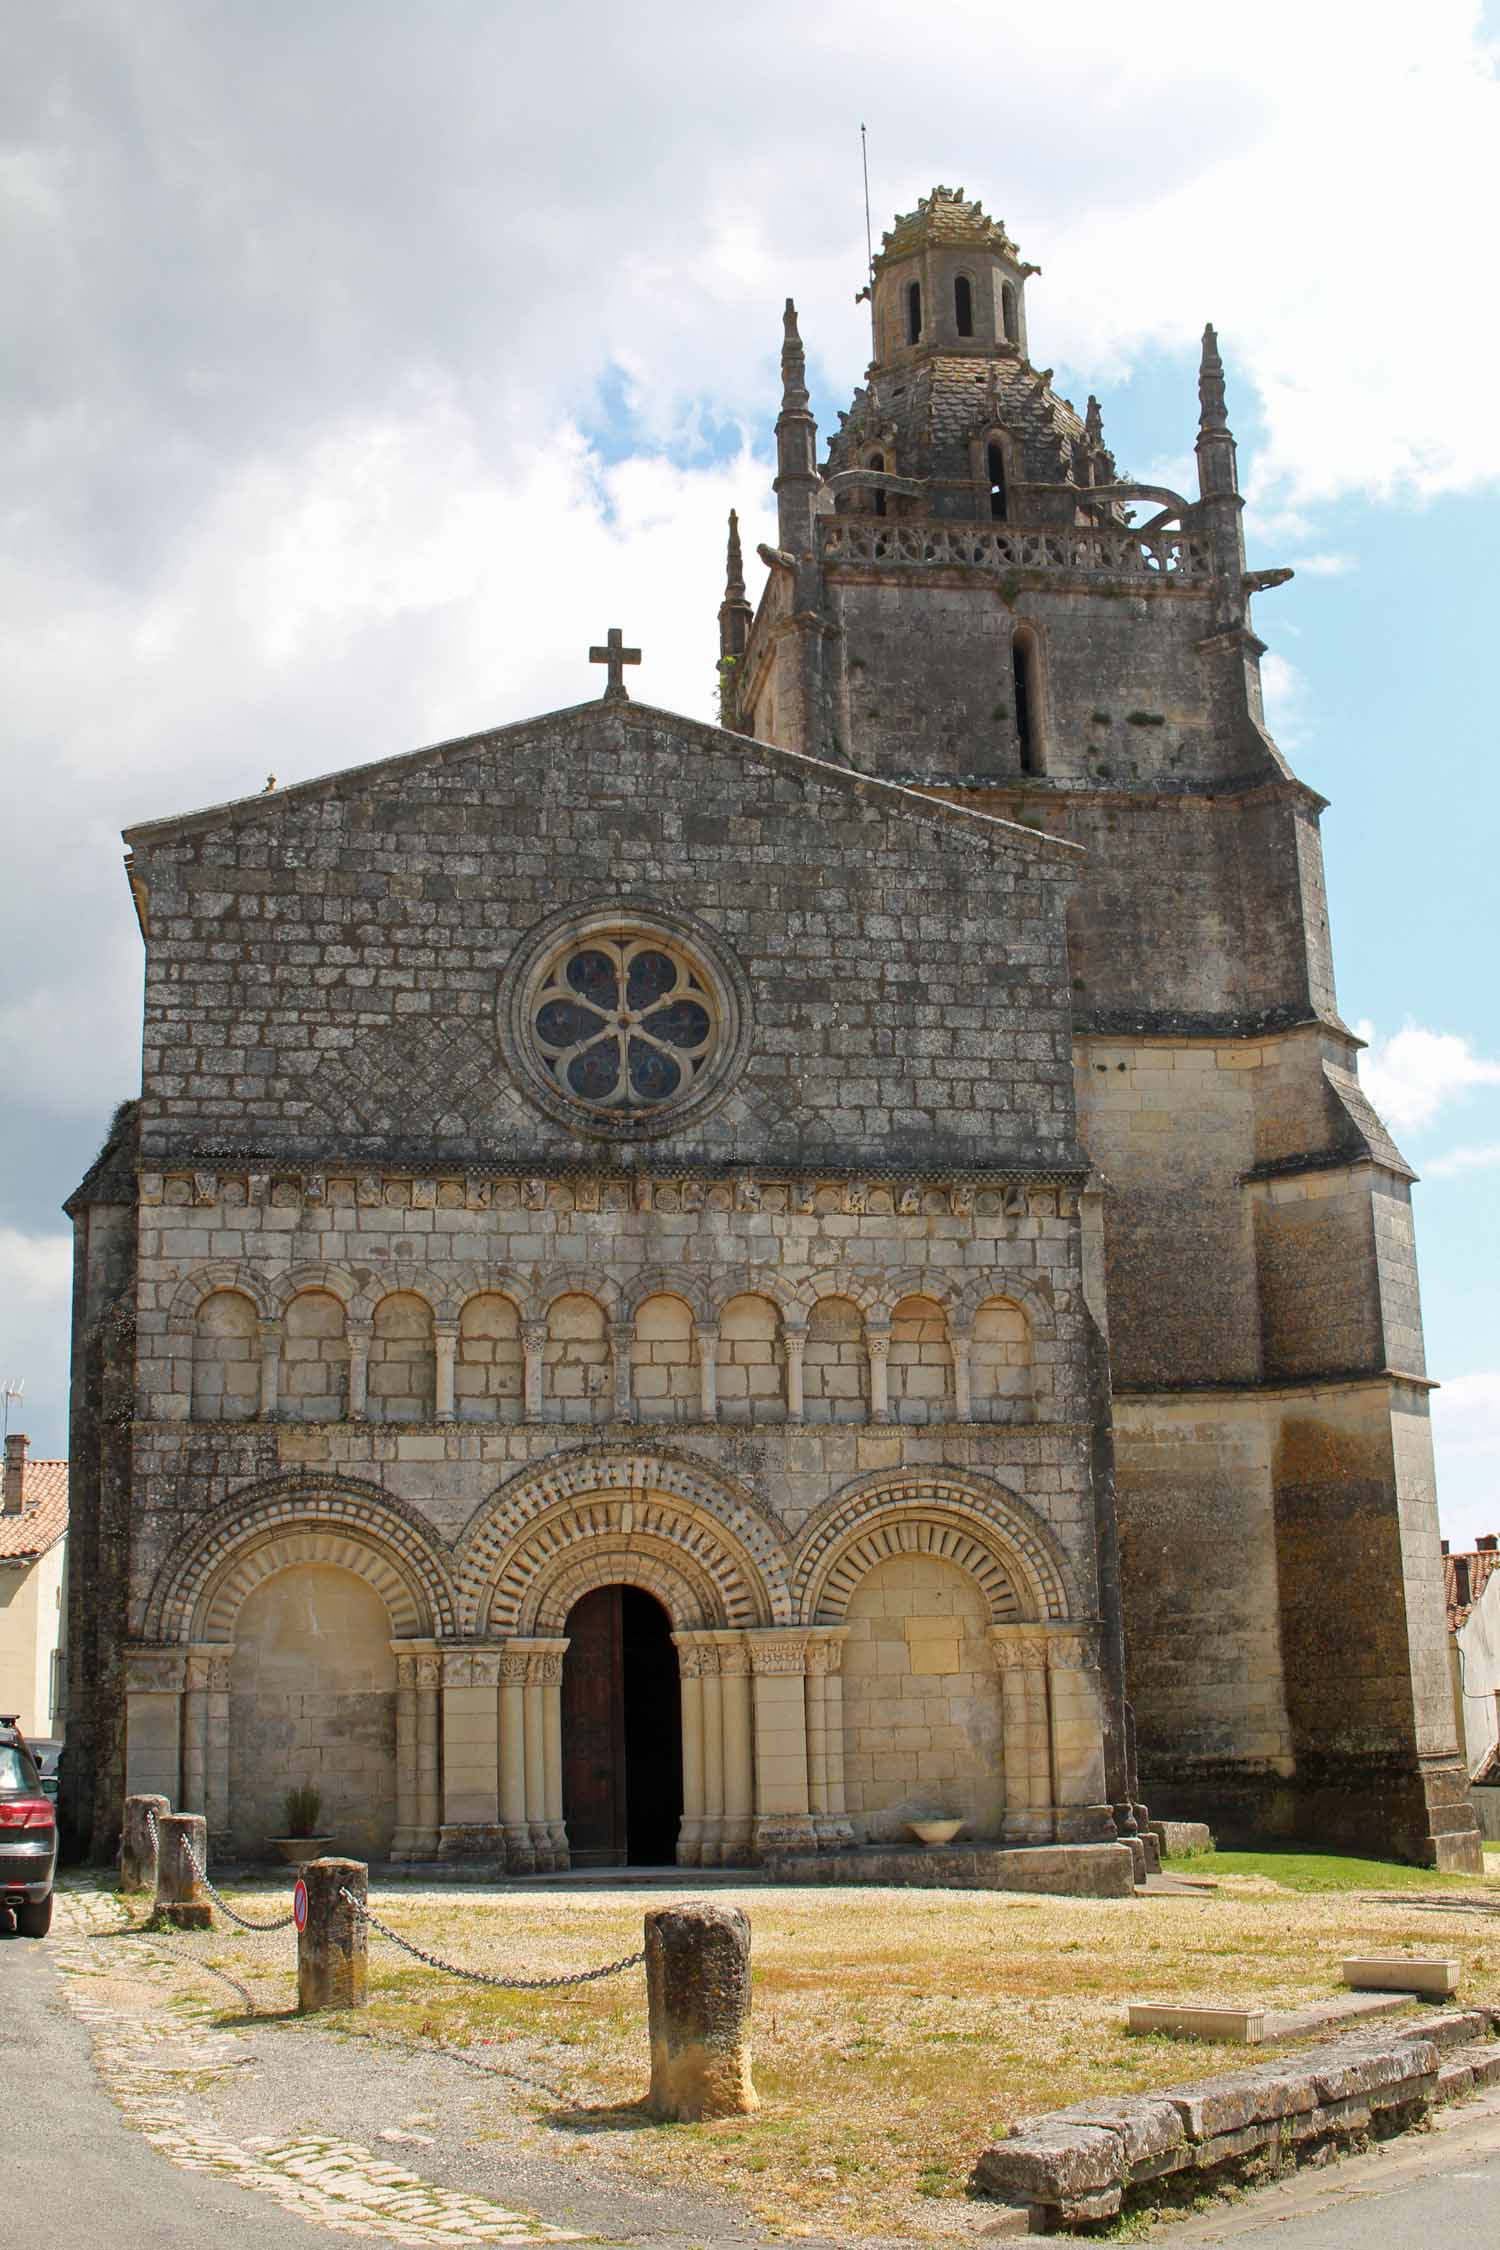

[531,935,717,1109]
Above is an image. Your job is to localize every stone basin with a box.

[907,1817,964,1847]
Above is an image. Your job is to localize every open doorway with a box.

[561,1585,684,1865]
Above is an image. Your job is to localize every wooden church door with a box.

[561,1587,627,1861]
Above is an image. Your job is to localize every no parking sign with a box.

[293,1876,309,1934]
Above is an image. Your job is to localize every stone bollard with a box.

[152,1813,212,1929]
[297,1857,368,2014]
[119,1794,170,1894]
[644,1899,758,2121]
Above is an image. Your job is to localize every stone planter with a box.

[270,1835,335,1866]
[907,1817,963,1847]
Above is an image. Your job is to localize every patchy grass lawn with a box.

[136,1864,1500,2242]
[1161,1847,1494,1893]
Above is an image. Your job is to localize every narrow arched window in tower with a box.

[906,280,922,344]
[1001,282,1019,345]
[987,441,1008,522]
[1013,630,1040,775]
[955,274,974,336]
[868,452,886,518]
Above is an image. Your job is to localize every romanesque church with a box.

[64,187,1479,1879]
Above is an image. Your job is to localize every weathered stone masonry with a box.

[64,180,1476,1874]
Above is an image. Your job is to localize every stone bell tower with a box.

[727,185,1480,1868]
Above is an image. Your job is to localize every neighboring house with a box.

[0,1434,68,1739]
[1444,1536,1500,1842]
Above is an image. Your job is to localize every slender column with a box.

[521,1321,547,1420]
[346,1321,370,1419]
[181,1650,208,1818]
[990,1627,1052,1844]
[539,1641,569,1868]
[747,1631,816,1856]
[182,1647,230,1847]
[714,1635,755,1864]
[804,1628,852,1846]
[523,1647,550,1868]
[784,1325,806,1420]
[391,1648,421,1860]
[700,1644,725,1865]
[256,1318,281,1419]
[868,1325,891,1423]
[951,1328,973,1421]
[498,1649,532,1871]
[434,1321,458,1421]
[673,1633,708,1866]
[610,1322,635,1420]
[203,1651,231,1847]
[415,1650,442,1851]
[123,1646,186,1809]
[438,1646,503,1855]
[1044,1624,1114,1842]
[693,1324,720,1421]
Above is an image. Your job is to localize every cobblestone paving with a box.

[51,1887,580,2246]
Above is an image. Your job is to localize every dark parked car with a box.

[0,1719,56,1936]
[28,1739,63,1802]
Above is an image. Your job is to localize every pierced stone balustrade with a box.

[818,516,1210,582]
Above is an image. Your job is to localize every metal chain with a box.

[146,1807,296,1933]
[340,1887,645,1990]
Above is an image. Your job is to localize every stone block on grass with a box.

[1342,1957,1460,1997]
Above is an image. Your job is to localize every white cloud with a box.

[1259,651,1307,747]
[1435,1372,1500,1551]
[1355,1022,1500,1136]
[1426,1143,1500,1180]
[0,1229,73,1457]
[1288,553,1357,577]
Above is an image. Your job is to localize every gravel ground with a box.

[57,1866,1500,2245]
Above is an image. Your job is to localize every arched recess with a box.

[952,1269,1057,1342]
[140,1475,458,1645]
[626,1268,711,1325]
[792,1470,1078,1626]
[168,1263,274,1326]
[456,1448,791,1636]
[631,1293,698,1420]
[269,1263,357,1318]
[192,1289,260,1421]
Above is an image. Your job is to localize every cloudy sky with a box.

[3,0,1498,1538]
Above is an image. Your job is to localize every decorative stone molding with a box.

[140,1473,458,1643]
[793,1471,1077,1627]
[456,1446,790,1635]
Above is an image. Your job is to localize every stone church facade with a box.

[64,186,1479,1876]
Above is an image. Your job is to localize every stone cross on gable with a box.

[590,627,641,702]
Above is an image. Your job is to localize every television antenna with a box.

[2,1379,23,1445]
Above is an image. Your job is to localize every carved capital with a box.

[1046,1623,1103,1672]
[713,1637,752,1678]
[804,1629,848,1677]
[988,1625,1051,1672]
[414,1653,443,1691]
[124,1645,188,1694]
[520,1321,548,1354]
[499,1652,531,1685]
[747,1632,811,1676]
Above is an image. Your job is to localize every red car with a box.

[0,1718,56,1937]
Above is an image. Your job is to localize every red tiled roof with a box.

[1445,1546,1500,1631]
[0,1459,68,1563]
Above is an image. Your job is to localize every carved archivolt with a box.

[792,1470,1077,1625]
[167,1262,274,1327]
[140,1475,457,1644]
[523,1535,730,1634]
[457,1448,791,1635]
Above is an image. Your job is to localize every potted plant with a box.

[270,1781,333,1865]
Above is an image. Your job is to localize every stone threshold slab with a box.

[763,1840,1136,1898]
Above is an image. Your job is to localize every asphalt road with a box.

[0,1928,338,2248]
